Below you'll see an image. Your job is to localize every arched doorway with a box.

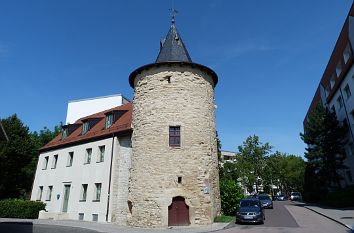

[168,196,190,226]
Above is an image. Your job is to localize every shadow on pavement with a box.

[0,222,33,233]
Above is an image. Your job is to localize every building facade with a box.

[304,3,354,186]
[31,103,132,223]
[31,19,221,227]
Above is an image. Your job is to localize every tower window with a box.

[169,126,180,147]
[178,176,182,184]
[164,75,171,83]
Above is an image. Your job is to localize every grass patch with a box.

[214,215,235,222]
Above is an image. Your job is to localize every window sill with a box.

[66,165,72,167]
[92,200,100,202]
[96,161,104,163]
[170,146,181,149]
[51,167,56,169]
[79,200,87,202]
[83,162,91,165]
[45,199,51,201]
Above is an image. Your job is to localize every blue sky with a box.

[0,0,352,156]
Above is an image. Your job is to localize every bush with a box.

[220,179,244,216]
[0,199,46,219]
[324,185,354,208]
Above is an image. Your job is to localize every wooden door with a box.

[168,196,190,226]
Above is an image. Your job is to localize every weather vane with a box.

[169,7,178,24]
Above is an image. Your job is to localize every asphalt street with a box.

[222,201,350,233]
[0,201,350,233]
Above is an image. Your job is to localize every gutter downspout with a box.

[106,133,115,222]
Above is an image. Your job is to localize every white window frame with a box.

[67,152,74,167]
[37,186,43,201]
[42,156,49,170]
[85,148,92,164]
[105,114,113,129]
[330,75,335,89]
[80,184,88,201]
[98,146,105,162]
[94,183,102,201]
[52,154,58,169]
[336,61,343,77]
[46,186,53,201]
[344,43,351,64]
[82,121,89,134]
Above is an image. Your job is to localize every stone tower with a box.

[127,18,221,227]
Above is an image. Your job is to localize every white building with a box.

[31,103,133,223]
[304,3,354,186]
[66,94,130,124]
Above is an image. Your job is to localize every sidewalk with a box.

[0,218,228,233]
[304,204,354,231]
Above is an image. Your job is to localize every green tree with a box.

[0,115,37,198]
[237,135,272,193]
[0,115,60,199]
[219,179,244,216]
[300,104,347,192]
[262,152,305,195]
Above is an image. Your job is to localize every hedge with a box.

[324,185,354,208]
[0,199,46,219]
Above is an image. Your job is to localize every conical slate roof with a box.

[155,23,192,63]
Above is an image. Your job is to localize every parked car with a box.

[290,192,302,201]
[257,194,273,209]
[276,194,286,201]
[236,198,265,224]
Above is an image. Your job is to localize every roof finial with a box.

[169,7,178,25]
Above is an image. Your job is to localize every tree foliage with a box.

[262,152,305,195]
[219,179,244,216]
[218,135,305,196]
[237,135,272,193]
[0,115,60,199]
[300,104,347,193]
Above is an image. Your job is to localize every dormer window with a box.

[60,124,81,140]
[336,61,343,77]
[62,128,68,140]
[344,43,351,64]
[82,121,90,134]
[330,74,335,89]
[104,110,126,129]
[105,114,113,129]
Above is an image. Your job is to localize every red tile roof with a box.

[40,103,132,152]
